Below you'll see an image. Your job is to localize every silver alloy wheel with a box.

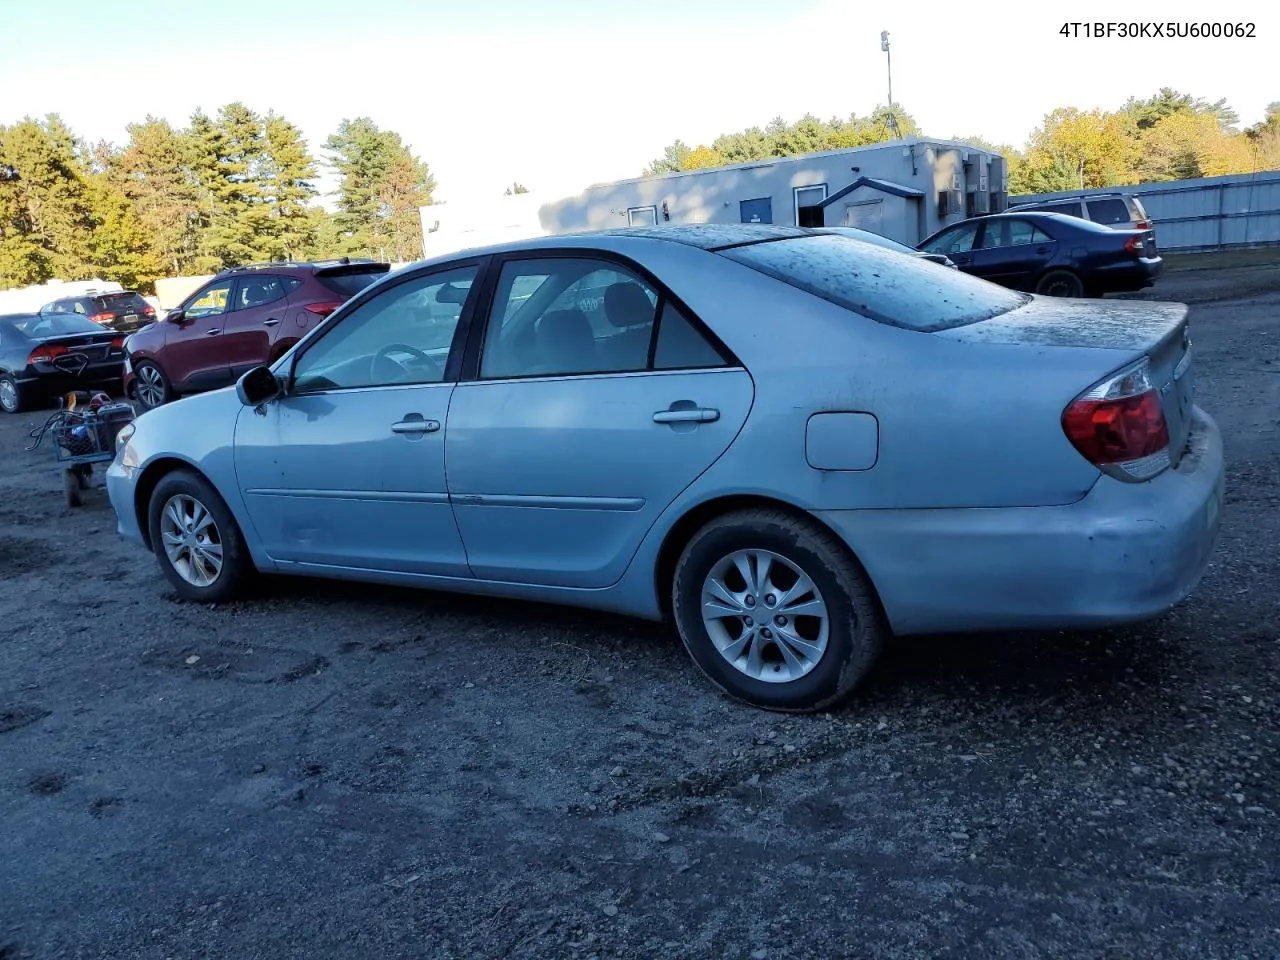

[159,494,223,587]
[137,364,165,407]
[701,548,830,684]
[0,378,16,412]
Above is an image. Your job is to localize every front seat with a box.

[535,309,597,374]
[601,282,656,369]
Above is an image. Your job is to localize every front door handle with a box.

[653,407,719,424]
[392,413,441,434]
[263,318,280,327]
[205,328,222,335]
[1035,246,1049,254]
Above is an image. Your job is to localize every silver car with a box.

[106,225,1224,712]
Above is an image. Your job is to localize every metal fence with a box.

[1011,170,1280,252]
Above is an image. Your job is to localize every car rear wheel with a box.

[671,509,886,712]
[0,375,24,414]
[134,361,171,410]
[148,469,252,603]
[1035,270,1084,298]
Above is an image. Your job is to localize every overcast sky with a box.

[2,0,1274,203]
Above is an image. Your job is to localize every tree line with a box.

[0,104,435,291]
[644,89,1280,195]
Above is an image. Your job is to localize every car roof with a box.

[1008,192,1133,207]
[214,258,391,278]
[409,224,822,270]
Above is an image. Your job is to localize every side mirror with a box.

[167,309,186,325]
[236,365,282,407]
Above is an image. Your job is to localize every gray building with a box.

[538,138,1009,246]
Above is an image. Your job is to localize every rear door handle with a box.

[392,415,441,434]
[263,318,280,327]
[205,328,221,335]
[653,407,719,424]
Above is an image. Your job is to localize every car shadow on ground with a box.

[249,572,1186,720]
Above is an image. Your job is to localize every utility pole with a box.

[881,30,898,138]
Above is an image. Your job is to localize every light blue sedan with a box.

[106,225,1225,712]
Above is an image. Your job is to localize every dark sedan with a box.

[916,211,1161,297]
[38,290,156,334]
[0,313,127,414]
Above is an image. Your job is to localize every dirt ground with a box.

[2,254,1279,960]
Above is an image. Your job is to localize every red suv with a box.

[123,259,390,409]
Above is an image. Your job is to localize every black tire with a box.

[0,374,24,414]
[147,468,252,603]
[671,509,886,713]
[133,361,172,410]
[1035,269,1084,298]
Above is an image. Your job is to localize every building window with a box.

[937,191,949,216]
[627,205,658,227]
[794,184,828,227]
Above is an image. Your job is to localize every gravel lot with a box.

[2,255,1279,960]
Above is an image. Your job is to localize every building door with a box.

[844,200,884,233]
[739,198,772,224]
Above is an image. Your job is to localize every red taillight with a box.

[111,337,125,349]
[304,300,344,318]
[90,312,113,324]
[27,344,69,364]
[1124,235,1144,254]
[1134,220,1151,230]
[143,306,156,316]
[1062,359,1170,481]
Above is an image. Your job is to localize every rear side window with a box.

[721,235,1029,332]
[316,268,389,299]
[1086,198,1131,225]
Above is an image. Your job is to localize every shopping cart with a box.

[27,392,137,507]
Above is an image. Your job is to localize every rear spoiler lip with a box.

[314,262,392,277]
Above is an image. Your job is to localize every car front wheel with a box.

[672,509,886,712]
[147,469,252,603]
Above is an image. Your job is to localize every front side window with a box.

[291,266,477,392]
[185,282,233,319]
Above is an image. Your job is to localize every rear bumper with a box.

[1093,257,1162,290]
[18,364,125,395]
[819,405,1224,635]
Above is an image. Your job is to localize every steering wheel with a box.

[371,343,440,383]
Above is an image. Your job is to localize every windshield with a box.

[720,234,1029,332]
[9,314,108,337]
[317,268,390,299]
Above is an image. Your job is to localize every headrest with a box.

[604,282,655,328]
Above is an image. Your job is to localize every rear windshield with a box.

[719,234,1029,332]
[317,268,389,299]
[1129,195,1149,220]
[93,292,150,312]
[9,315,106,337]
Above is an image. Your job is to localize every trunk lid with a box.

[940,295,1194,465]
